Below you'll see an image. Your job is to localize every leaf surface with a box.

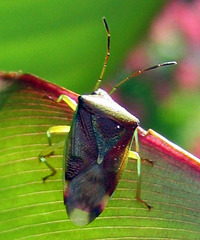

[0,73,200,240]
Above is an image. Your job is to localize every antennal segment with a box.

[109,61,177,95]
[94,17,111,91]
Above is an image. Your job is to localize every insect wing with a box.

[63,94,138,226]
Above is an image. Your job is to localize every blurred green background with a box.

[0,0,164,93]
[0,0,200,157]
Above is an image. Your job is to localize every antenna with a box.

[109,61,177,95]
[94,17,110,91]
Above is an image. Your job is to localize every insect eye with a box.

[116,125,121,130]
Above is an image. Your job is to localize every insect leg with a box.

[57,94,77,111]
[47,125,70,146]
[128,129,151,210]
[39,95,75,181]
[39,125,70,181]
[39,141,65,181]
[48,95,76,143]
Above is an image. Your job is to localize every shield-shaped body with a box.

[63,89,139,226]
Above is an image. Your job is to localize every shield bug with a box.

[39,17,176,226]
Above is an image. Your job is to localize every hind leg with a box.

[128,129,152,210]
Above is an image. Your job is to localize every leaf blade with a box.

[1,73,200,239]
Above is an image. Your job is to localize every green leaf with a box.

[0,73,200,239]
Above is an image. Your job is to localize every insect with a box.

[38,18,176,226]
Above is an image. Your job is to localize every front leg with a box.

[57,94,77,111]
